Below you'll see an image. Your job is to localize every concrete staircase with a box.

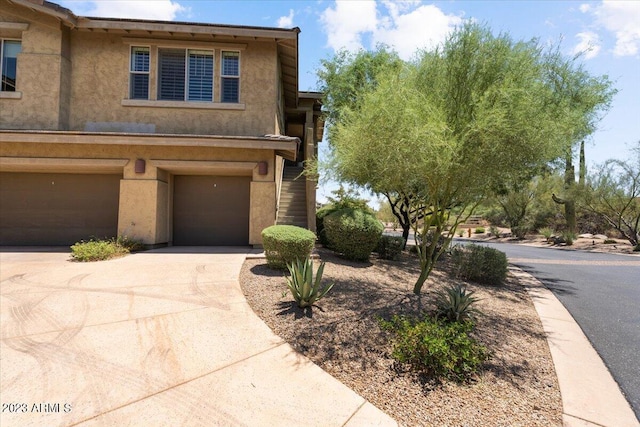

[277,166,308,228]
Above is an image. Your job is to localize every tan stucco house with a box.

[0,0,323,247]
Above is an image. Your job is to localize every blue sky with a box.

[59,0,639,204]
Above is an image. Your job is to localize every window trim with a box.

[129,45,150,100]
[1,38,22,95]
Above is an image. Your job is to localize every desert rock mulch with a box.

[239,248,562,426]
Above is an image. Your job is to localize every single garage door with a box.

[173,175,250,246]
[0,172,121,246]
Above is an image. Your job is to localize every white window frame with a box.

[129,45,150,100]
[220,50,241,103]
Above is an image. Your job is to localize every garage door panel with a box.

[0,173,121,246]
[173,175,250,246]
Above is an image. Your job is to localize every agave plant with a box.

[286,257,334,308]
[434,284,481,323]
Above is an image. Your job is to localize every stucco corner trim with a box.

[0,91,23,99]
[0,22,29,31]
[121,99,245,110]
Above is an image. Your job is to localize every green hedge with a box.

[316,205,337,247]
[376,235,405,260]
[262,225,316,269]
[324,208,383,261]
[452,244,508,285]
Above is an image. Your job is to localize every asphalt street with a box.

[460,240,640,421]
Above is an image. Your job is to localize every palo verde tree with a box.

[328,23,610,294]
[582,142,640,247]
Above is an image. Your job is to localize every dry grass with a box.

[240,248,562,426]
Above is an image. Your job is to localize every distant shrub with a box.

[434,284,482,323]
[603,239,617,244]
[262,225,316,269]
[510,225,529,239]
[562,231,576,246]
[379,315,489,382]
[634,244,640,252]
[324,208,383,261]
[474,227,485,234]
[452,244,508,285]
[539,227,554,241]
[376,235,405,260]
[488,226,501,238]
[71,238,129,262]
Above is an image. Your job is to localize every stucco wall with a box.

[68,33,278,136]
[0,1,65,129]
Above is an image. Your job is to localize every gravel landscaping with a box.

[240,248,563,426]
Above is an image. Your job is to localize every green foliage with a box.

[285,258,334,308]
[539,227,555,240]
[70,238,130,262]
[116,235,145,252]
[634,244,640,252]
[562,231,576,246]
[582,143,640,247]
[316,206,336,247]
[453,244,508,285]
[488,226,501,238]
[261,225,316,270]
[376,235,405,260]
[324,208,383,261]
[474,227,485,234]
[316,186,374,247]
[379,315,489,382]
[603,239,617,244]
[434,285,482,323]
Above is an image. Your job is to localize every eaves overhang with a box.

[0,130,300,161]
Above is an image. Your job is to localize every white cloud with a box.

[581,0,640,57]
[572,31,602,59]
[320,1,462,59]
[61,1,186,21]
[277,9,295,28]
[320,0,378,52]
[579,3,592,13]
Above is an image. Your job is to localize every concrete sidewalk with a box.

[512,268,639,427]
[0,247,396,427]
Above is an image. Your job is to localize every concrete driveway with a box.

[0,247,396,427]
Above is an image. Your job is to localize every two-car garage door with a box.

[0,173,251,246]
[0,172,121,246]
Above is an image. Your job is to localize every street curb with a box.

[511,267,639,427]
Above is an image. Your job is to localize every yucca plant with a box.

[434,284,481,323]
[285,257,334,308]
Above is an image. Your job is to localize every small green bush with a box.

[474,227,485,234]
[376,235,405,260]
[70,238,129,262]
[633,244,640,252]
[379,315,489,382]
[452,244,508,285]
[434,284,482,323]
[562,231,576,246]
[489,226,501,238]
[262,225,316,269]
[116,235,145,252]
[603,239,617,244]
[539,227,554,241]
[324,208,383,261]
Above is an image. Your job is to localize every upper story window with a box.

[130,46,149,99]
[158,48,213,102]
[221,51,239,103]
[1,39,21,92]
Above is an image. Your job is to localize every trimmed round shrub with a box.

[262,225,316,269]
[324,208,383,261]
[316,205,337,247]
[376,235,405,260]
[453,244,508,285]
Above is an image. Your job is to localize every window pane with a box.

[130,74,149,99]
[187,50,213,101]
[221,77,239,103]
[2,40,21,92]
[131,47,149,72]
[158,48,185,101]
[222,51,239,76]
